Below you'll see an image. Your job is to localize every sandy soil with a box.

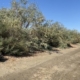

[0,44,80,80]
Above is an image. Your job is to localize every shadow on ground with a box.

[0,56,8,62]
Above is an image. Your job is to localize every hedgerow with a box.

[0,0,80,58]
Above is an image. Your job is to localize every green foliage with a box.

[0,37,28,56]
[0,0,80,58]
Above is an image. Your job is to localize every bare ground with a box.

[0,44,80,80]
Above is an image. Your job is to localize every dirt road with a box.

[0,47,80,80]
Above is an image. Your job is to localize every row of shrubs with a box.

[0,0,80,58]
[0,21,80,57]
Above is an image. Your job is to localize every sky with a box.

[0,0,80,31]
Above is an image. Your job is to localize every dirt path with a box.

[0,46,80,80]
